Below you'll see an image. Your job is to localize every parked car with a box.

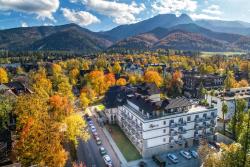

[88,120,94,126]
[167,153,178,164]
[93,131,98,137]
[180,150,192,159]
[91,125,96,132]
[152,155,166,167]
[99,147,107,155]
[103,155,112,167]
[190,150,198,159]
[208,144,216,150]
[95,137,102,145]
[138,161,147,167]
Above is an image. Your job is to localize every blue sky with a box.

[0,0,250,31]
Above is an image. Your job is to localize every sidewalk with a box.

[103,127,129,167]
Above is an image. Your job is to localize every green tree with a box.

[0,95,14,130]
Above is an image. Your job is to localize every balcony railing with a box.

[177,121,187,127]
[178,128,187,134]
[170,129,178,136]
[170,122,177,128]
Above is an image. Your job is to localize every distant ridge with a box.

[0,14,250,53]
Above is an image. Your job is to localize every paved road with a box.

[76,115,120,167]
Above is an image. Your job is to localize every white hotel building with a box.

[115,91,217,157]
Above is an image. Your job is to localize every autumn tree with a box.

[64,113,89,145]
[199,143,248,167]
[49,95,73,121]
[51,63,62,76]
[224,71,237,89]
[0,67,8,83]
[69,68,80,85]
[105,73,116,88]
[113,62,122,74]
[57,76,74,101]
[87,70,106,95]
[128,74,139,85]
[238,79,249,87]
[80,86,96,101]
[31,68,52,98]
[14,94,67,167]
[169,71,183,96]
[144,70,163,87]
[79,92,90,109]
[116,78,127,86]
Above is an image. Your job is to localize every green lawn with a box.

[106,124,142,162]
[96,104,105,111]
[200,51,246,57]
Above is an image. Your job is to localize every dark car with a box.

[152,155,166,167]
[138,161,147,167]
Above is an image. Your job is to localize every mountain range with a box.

[1,14,250,53]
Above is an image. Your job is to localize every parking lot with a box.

[129,147,201,167]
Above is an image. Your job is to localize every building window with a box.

[211,112,215,117]
[163,121,166,125]
[163,138,166,142]
[163,129,166,133]
[187,116,191,122]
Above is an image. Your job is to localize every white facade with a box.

[206,87,250,120]
[117,101,217,157]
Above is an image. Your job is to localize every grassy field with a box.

[106,124,142,161]
[200,51,246,57]
[96,104,105,111]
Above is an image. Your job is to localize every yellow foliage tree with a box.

[0,67,8,83]
[64,113,90,145]
[144,70,163,87]
[113,62,122,74]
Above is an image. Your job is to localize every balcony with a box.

[195,117,204,123]
[203,122,211,128]
[178,128,187,134]
[210,120,216,126]
[194,124,203,130]
[170,122,177,128]
[177,121,187,127]
[170,129,178,136]
[175,138,185,145]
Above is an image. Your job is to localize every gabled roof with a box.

[0,84,10,91]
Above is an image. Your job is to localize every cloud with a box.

[152,0,197,14]
[0,0,59,21]
[61,8,100,26]
[190,13,221,20]
[21,21,28,27]
[202,5,222,15]
[82,0,145,24]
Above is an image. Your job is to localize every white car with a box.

[167,153,178,164]
[91,126,96,132]
[190,150,198,159]
[180,150,192,159]
[103,155,112,167]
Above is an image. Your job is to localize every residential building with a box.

[206,87,250,120]
[105,84,217,157]
[183,74,224,98]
